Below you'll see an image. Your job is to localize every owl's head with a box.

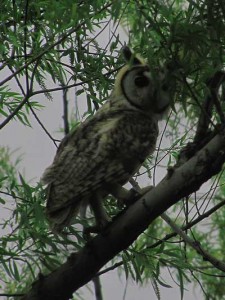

[114,46,171,115]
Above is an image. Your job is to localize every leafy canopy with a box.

[0,1,225,299]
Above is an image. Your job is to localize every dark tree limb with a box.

[62,85,70,135]
[21,126,225,300]
[93,276,103,300]
[176,71,225,167]
[194,70,225,144]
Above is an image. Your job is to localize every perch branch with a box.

[21,126,225,300]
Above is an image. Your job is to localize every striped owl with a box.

[41,47,171,232]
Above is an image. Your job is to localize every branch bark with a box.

[21,128,225,300]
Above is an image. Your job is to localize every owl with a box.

[41,47,171,232]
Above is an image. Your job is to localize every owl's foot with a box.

[116,188,139,206]
[105,182,154,207]
[139,185,154,195]
[83,195,111,238]
[118,185,154,207]
[83,216,110,239]
[104,182,135,207]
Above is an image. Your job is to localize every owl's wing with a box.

[42,114,130,215]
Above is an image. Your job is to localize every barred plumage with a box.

[41,47,171,232]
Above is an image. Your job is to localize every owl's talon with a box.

[120,188,140,206]
[140,186,153,195]
[121,186,153,206]
[83,219,110,238]
[116,188,140,206]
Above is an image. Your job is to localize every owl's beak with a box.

[153,89,171,114]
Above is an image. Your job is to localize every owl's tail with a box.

[44,183,81,233]
[46,204,80,233]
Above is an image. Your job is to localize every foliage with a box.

[0,0,225,299]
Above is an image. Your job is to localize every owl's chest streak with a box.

[109,112,158,161]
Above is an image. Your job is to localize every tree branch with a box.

[147,197,225,250]
[0,293,24,297]
[22,126,225,300]
[194,71,225,144]
[0,2,113,87]
[95,197,225,277]
[0,95,30,130]
[161,213,225,272]
[92,276,103,300]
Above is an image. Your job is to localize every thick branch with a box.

[22,131,225,300]
[194,71,225,143]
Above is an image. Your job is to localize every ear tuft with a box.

[122,46,132,61]
[122,46,142,65]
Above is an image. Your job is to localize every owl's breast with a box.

[113,112,158,160]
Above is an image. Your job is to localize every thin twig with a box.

[62,85,70,135]
[194,71,225,143]
[96,261,123,277]
[92,276,103,300]
[0,293,24,297]
[147,198,225,250]
[0,2,113,87]
[26,101,59,147]
[31,66,121,96]
[153,110,172,186]
[0,190,27,202]
[161,212,225,272]
[182,75,217,134]
[0,61,119,132]
[24,0,29,94]
[129,174,225,269]
[0,95,30,130]
[7,64,25,95]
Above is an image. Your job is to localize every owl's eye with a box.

[134,75,149,87]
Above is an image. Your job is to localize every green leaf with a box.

[19,173,32,195]
[0,198,6,204]
[2,261,12,278]
[12,261,20,281]
[177,268,184,300]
